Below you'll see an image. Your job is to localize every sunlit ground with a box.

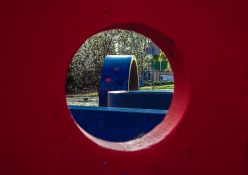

[66,84,174,106]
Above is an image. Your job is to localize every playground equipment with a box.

[70,105,166,142]
[99,55,139,106]
[0,0,247,175]
[108,90,173,109]
[70,55,172,142]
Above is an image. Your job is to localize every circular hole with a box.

[66,27,180,151]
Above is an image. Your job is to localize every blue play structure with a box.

[108,90,173,110]
[99,55,139,106]
[70,106,167,142]
[69,55,173,142]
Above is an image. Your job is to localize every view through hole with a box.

[66,29,174,144]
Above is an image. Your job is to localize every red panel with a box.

[0,0,247,174]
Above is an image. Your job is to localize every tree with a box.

[66,29,150,94]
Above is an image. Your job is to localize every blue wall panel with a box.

[70,106,166,142]
[108,90,173,110]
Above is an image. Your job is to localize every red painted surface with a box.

[0,0,248,174]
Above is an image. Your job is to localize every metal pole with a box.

[159,60,161,82]
[152,59,154,90]
[159,52,162,82]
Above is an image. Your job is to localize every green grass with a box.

[139,84,174,90]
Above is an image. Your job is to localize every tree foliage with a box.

[66,30,150,94]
